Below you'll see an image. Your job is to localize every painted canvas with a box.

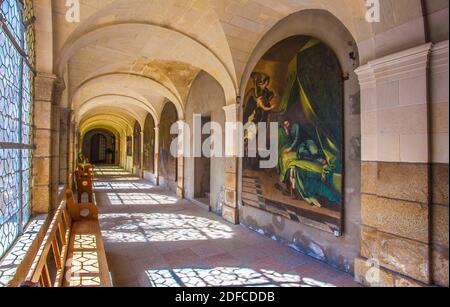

[243,36,344,236]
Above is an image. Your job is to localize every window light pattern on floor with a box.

[0,219,44,287]
[94,181,155,191]
[106,193,178,206]
[100,213,234,243]
[146,267,337,288]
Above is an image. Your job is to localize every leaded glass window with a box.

[0,0,35,259]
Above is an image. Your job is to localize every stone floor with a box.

[94,166,360,287]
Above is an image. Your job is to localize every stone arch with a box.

[184,71,227,212]
[82,129,117,164]
[158,101,179,192]
[240,9,360,97]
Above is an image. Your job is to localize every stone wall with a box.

[424,0,449,43]
[355,42,449,287]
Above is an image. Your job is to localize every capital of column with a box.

[223,103,240,122]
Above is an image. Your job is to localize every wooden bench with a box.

[24,189,112,287]
[75,169,94,203]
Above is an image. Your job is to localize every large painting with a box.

[242,36,344,236]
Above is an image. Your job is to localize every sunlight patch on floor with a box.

[146,267,337,288]
[94,181,155,191]
[100,213,234,243]
[105,192,178,206]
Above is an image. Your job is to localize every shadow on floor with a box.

[93,166,360,288]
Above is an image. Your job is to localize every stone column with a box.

[58,107,71,185]
[32,73,64,213]
[154,125,160,185]
[354,43,438,287]
[429,41,449,288]
[177,157,184,198]
[140,131,145,178]
[222,104,240,224]
[67,115,76,189]
[175,119,185,198]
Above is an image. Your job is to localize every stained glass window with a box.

[0,0,35,259]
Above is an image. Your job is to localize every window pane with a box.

[0,149,21,258]
[0,0,23,45]
[0,29,21,144]
[0,0,34,259]
[0,213,19,259]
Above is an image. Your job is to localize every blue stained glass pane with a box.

[0,213,19,259]
[0,0,34,260]
[0,149,20,219]
[0,149,21,258]
[0,0,24,45]
[0,30,21,144]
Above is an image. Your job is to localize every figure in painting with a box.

[243,72,278,167]
[276,119,340,208]
[242,36,344,233]
[244,72,277,125]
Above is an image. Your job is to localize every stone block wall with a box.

[355,42,449,287]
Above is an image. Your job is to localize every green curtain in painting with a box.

[278,39,343,207]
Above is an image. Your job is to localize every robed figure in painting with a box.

[243,72,278,168]
[276,38,343,208]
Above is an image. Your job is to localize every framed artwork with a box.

[242,36,344,236]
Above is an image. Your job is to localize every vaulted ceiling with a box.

[37,0,424,136]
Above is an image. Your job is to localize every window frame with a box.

[0,0,36,259]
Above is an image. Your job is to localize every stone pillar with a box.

[58,107,71,185]
[32,73,64,213]
[175,119,185,198]
[154,125,160,185]
[67,115,76,189]
[68,115,75,177]
[140,131,144,178]
[177,157,184,198]
[222,104,240,224]
[354,43,440,287]
[429,41,449,288]
[130,134,134,173]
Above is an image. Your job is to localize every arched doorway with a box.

[82,129,116,165]
[91,134,107,164]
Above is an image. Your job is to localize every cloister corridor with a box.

[93,166,358,288]
[0,0,448,290]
